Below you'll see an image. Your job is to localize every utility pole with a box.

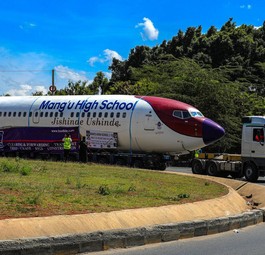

[49,69,57,95]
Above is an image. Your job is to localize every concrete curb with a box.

[0,209,264,254]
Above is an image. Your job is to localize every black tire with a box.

[98,157,109,165]
[206,161,218,176]
[155,163,167,171]
[133,160,143,169]
[191,159,204,174]
[115,159,126,166]
[244,162,259,182]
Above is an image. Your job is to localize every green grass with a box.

[0,157,228,219]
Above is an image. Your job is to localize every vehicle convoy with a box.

[191,116,265,182]
[0,95,225,170]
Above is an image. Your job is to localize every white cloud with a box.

[0,48,91,96]
[0,49,52,95]
[19,22,37,31]
[240,4,252,9]
[136,17,159,41]
[55,65,89,82]
[5,84,48,96]
[87,49,122,66]
[87,56,101,66]
[103,49,122,62]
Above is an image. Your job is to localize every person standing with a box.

[62,133,72,162]
[79,136,88,163]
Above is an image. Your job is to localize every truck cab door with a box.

[251,128,264,158]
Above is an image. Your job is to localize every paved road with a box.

[88,223,265,255]
[166,166,265,186]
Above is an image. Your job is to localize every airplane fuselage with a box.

[0,95,225,154]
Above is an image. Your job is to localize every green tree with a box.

[55,80,91,95]
[90,71,109,94]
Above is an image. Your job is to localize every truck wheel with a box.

[133,160,143,169]
[155,163,167,171]
[191,159,204,174]
[115,159,126,166]
[244,162,258,182]
[206,161,218,176]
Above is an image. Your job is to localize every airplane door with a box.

[144,111,155,131]
[32,110,40,124]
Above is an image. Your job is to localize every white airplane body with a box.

[0,95,225,155]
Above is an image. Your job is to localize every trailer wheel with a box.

[98,157,109,165]
[206,161,218,176]
[244,162,258,182]
[191,159,204,175]
[133,160,143,169]
[115,159,126,166]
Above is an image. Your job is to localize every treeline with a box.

[53,18,265,153]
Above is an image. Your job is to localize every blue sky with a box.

[0,0,263,96]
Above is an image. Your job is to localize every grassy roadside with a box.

[0,157,228,219]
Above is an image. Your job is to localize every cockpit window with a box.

[173,110,204,119]
[173,110,191,119]
[190,111,204,117]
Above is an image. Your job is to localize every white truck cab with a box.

[191,116,265,182]
[241,116,265,181]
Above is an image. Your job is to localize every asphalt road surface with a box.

[88,223,265,255]
[167,166,265,186]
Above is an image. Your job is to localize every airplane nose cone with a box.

[202,118,225,145]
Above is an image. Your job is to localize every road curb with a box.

[0,209,263,254]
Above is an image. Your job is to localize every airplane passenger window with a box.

[13,112,16,117]
[116,112,120,118]
[110,112,114,118]
[87,112,91,118]
[76,112,79,118]
[55,112,58,117]
[122,112,126,118]
[98,112,102,118]
[45,112,48,117]
[18,112,21,117]
[8,112,12,117]
[104,112,108,118]
[40,112,44,117]
[50,112,53,117]
[71,112,74,117]
[60,112,63,117]
[29,112,32,117]
[81,112,85,118]
[93,112,97,117]
[23,112,27,117]
[0,112,2,117]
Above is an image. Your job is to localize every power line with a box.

[0,69,52,72]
